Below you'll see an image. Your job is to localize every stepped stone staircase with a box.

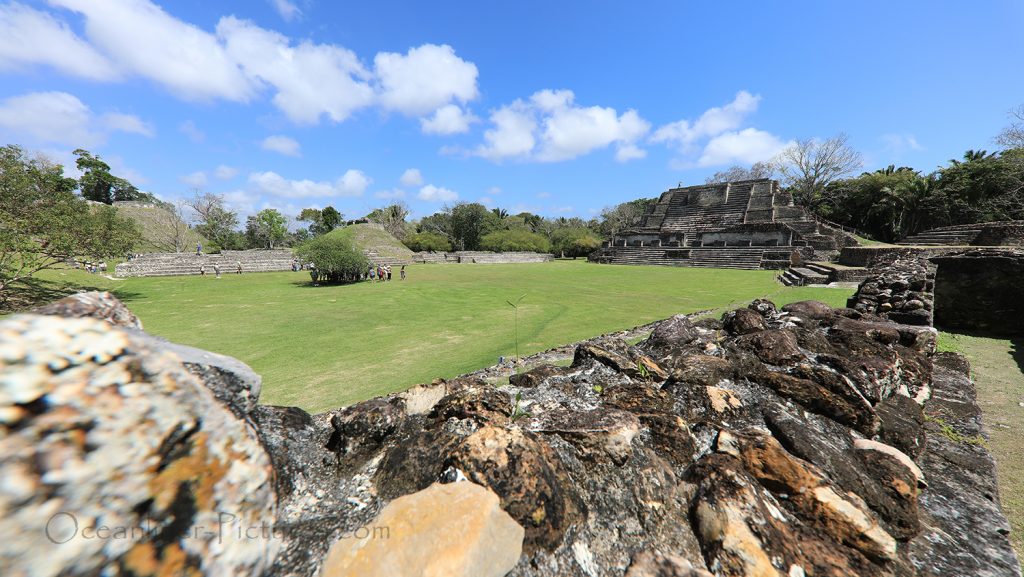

[899,225,983,246]
[777,261,871,286]
[115,250,295,277]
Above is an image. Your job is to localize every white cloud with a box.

[179,120,205,143]
[260,134,301,157]
[399,168,423,187]
[651,90,761,148]
[50,0,255,102]
[375,44,478,116]
[881,133,923,154]
[487,186,502,196]
[697,128,792,167]
[0,2,117,80]
[420,104,478,135]
[374,188,406,200]
[249,169,371,199]
[214,165,239,180]
[478,196,495,207]
[475,89,649,163]
[217,16,374,124]
[417,184,458,202]
[0,91,150,147]
[650,91,791,168]
[536,191,551,199]
[477,101,537,161]
[99,112,154,137]
[269,0,301,22]
[615,143,646,162]
[180,170,208,187]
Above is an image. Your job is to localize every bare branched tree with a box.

[995,105,1024,150]
[704,161,775,184]
[152,200,191,253]
[368,202,411,240]
[773,133,863,207]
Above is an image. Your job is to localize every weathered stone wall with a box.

[931,249,1024,335]
[847,253,936,326]
[412,251,554,264]
[2,292,1020,577]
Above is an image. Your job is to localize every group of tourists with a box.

[77,261,107,274]
[198,261,243,278]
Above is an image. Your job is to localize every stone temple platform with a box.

[590,179,857,270]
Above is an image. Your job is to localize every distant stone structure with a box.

[591,179,857,270]
[115,249,294,277]
[413,251,554,264]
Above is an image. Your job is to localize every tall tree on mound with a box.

[704,162,775,184]
[74,149,145,204]
[366,202,410,240]
[449,203,500,250]
[773,134,863,208]
[0,145,139,301]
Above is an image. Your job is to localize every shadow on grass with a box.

[1,276,141,314]
[1011,338,1024,377]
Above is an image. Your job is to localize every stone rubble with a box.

[1,291,1019,577]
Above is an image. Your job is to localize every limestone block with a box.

[319,481,524,577]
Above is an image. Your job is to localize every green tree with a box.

[1,145,140,299]
[551,227,602,258]
[403,231,452,252]
[598,198,657,236]
[298,206,343,236]
[479,229,551,252]
[295,234,369,284]
[246,208,288,248]
[449,202,501,250]
[188,192,239,248]
[73,149,144,204]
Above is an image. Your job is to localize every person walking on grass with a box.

[369,266,376,282]
[200,264,206,276]
[400,265,406,280]
[213,264,221,278]
[236,261,242,274]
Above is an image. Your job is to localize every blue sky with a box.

[1,1,1022,222]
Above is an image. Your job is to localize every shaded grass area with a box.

[939,331,1024,556]
[17,261,851,412]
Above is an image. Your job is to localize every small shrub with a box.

[404,231,452,252]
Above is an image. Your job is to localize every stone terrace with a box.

[593,179,857,270]
[412,251,553,264]
[115,249,295,277]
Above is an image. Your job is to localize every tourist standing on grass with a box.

[369,267,376,282]
[200,265,205,276]
[236,261,242,274]
[213,264,221,278]
[400,265,406,280]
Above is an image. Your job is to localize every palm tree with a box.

[492,208,509,220]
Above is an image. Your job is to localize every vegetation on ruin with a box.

[21,260,853,412]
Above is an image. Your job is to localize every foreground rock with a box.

[319,481,523,577]
[3,291,1019,577]
[0,313,276,577]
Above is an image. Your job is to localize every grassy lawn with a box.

[939,331,1024,556]
[16,261,852,412]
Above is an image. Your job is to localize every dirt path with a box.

[948,333,1024,555]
